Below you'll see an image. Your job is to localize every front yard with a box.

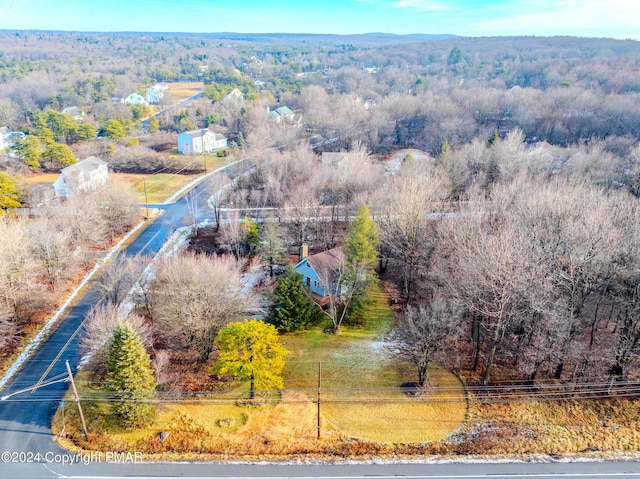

[53,285,468,457]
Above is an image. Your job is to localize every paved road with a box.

[2,457,640,478]
[141,92,203,129]
[0,173,216,459]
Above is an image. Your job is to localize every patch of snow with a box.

[378,148,432,176]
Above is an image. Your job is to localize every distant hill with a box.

[197,32,457,45]
[1,29,455,45]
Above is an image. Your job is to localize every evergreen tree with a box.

[487,129,500,147]
[342,204,380,327]
[14,135,42,170]
[41,142,76,170]
[105,323,157,428]
[268,267,320,332]
[213,319,289,399]
[146,117,160,133]
[101,119,128,139]
[344,204,379,271]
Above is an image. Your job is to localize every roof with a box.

[275,106,294,116]
[303,247,344,274]
[61,156,107,175]
[180,129,226,141]
[62,106,82,117]
[269,106,295,120]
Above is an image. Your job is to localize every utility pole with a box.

[65,360,89,438]
[59,401,66,437]
[143,178,149,219]
[317,361,321,439]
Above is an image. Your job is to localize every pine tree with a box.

[268,267,320,332]
[342,204,380,327]
[344,204,379,271]
[105,323,157,428]
[213,319,289,399]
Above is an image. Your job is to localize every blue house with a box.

[293,246,344,297]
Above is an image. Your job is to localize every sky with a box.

[0,0,638,39]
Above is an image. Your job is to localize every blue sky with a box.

[1,0,638,39]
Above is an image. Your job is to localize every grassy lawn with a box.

[54,285,466,455]
[25,171,205,204]
[111,173,199,204]
[283,285,467,443]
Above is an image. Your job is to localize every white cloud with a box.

[470,0,640,38]
[391,0,448,12]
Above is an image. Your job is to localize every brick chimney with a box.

[299,243,309,260]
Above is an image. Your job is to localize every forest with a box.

[2,30,640,396]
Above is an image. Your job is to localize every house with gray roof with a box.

[125,93,148,106]
[177,129,227,155]
[268,106,295,123]
[52,156,108,198]
[293,246,344,297]
[145,83,169,104]
[61,106,85,121]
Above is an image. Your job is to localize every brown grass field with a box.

[25,172,60,184]
[166,82,204,102]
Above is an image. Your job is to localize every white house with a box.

[293,245,344,297]
[125,93,148,105]
[0,127,10,150]
[145,83,169,104]
[0,128,24,151]
[61,106,85,121]
[221,88,244,106]
[177,129,227,155]
[52,156,109,198]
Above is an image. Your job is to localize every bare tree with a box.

[95,254,147,305]
[28,218,79,288]
[221,209,244,259]
[400,296,461,388]
[314,249,369,333]
[283,191,321,247]
[0,304,19,353]
[207,172,230,231]
[378,159,447,303]
[148,252,256,362]
[258,215,287,277]
[0,218,40,324]
[79,302,152,378]
[95,179,139,243]
[442,180,538,386]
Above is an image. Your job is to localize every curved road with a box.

[0,171,217,460]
